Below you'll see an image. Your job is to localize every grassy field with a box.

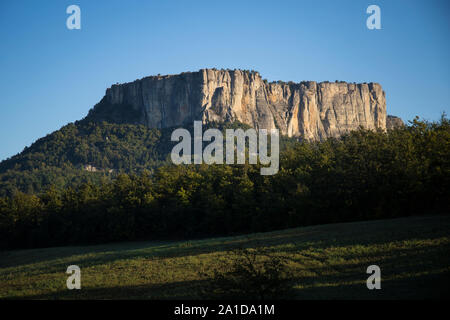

[1,215,449,299]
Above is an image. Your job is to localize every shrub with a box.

[199,247,294,299]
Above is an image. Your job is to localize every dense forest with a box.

[0,120,294,197]
[0,116,449,249]
[0,121,172,197]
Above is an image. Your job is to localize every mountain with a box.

[0,68,403,196]
[86,69,398,140]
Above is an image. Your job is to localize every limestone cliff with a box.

[86,69,389,140]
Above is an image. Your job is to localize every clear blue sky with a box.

[0,0,449,161]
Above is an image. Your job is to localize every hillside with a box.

[0,121,171,197]
[0,117,448,250]
[1,215,449,299]
[0,120,280,197]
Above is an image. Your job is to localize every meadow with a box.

[0,215,449,299]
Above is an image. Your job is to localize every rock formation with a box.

[386,115,404,130]
[86,69,394,140]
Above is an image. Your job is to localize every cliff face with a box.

[87,69,388,140]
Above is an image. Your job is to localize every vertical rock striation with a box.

[87,69,389,140]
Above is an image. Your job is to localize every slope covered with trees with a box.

[0,120,294,197]
[0,116,448,249]
[0,121,175,197]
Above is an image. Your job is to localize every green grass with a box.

[1,215,449,299]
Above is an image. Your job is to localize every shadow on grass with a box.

[285,242,450,290]
[6,271,450,300]
[0,240,177,269]
[2,216,449,273]
[292,272,450,300]
[5,279,210,300]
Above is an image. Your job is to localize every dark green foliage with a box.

[0,121,173,197]
[0,116,449,249]
[0,120,259,197]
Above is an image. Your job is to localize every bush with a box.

[199,247,294,299]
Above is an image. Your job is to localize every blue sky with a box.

[0,0,449,161]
